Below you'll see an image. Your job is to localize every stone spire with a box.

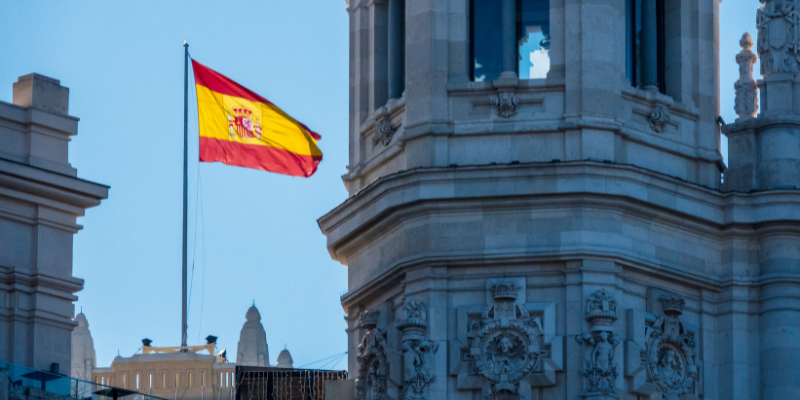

[236,305,269,366]
[276,347,294,369]
[71,312,96,381]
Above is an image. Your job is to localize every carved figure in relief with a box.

[397,301,438,400]
[593,332,614,372]
[356,310,388,400]
[577,289,620,398]
[643,295,699,400]
[470,282,543,399]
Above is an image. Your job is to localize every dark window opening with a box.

[470,0,550,82]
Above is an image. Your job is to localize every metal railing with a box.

[0,361,167,400]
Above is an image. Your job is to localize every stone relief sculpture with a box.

[624,291,701,400]
[495,92,519,118]
[644,295,698,400]
[356,310,388,400]
[648,106,670,133]
[469,282,542,399]
[397,300,438,400]
[576,289,620,399]
[757,0,800,76]
[373,107,394,146]
[735,32,759,120]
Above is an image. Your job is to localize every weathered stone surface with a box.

[323,0,800,398]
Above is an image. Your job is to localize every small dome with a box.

[276,349,293,368]
[246,306,261,322]
[75,313,89,328]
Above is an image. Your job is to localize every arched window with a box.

[470,0,551,81]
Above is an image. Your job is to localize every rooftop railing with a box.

[0,361,167,400]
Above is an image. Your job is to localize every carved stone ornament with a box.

[576,289,620,398]
[469,282,542,400]
[757,0,800,77]
[397,301,438,400]
[495,91,519,118]
[356,310,388,400]
[373,107,394,146]
[648,106,670,133]
[644,296,698,400]
[735,33,759,120]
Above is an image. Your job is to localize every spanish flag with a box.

[193,60,322,177]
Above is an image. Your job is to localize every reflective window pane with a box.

[471,0,502,82]
[517,0,550,79]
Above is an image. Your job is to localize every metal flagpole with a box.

[182,40,190,349]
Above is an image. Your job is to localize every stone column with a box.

[501,0,517,77]
[640,0,658,91]
[388,0,404,99]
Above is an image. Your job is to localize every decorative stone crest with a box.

[397,301,438,400]
[356,310,388,400]
[735,33,759,121]
[757,0,800,76]
[373,107,394,146]
[576,289,620,399]
[469,282,541,399]
[648,106,670,133]
[644,295,698,400]
[495,91,519,118]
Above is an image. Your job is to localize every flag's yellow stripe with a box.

[196,85,322,157]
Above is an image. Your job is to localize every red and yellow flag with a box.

[192,60,322,177]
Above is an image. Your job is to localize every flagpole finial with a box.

[184,40,189,47]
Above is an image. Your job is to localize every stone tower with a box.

[0,74,108,371]
[70,313,97,381]
[319,0,799,399]
[236,305,269,366]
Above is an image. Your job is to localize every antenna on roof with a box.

[252,299,255,307]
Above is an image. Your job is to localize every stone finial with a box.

[735,32,759,121]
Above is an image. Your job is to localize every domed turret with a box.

[236,304,269,366]
[276,348,293,369]
[71,312,96,380]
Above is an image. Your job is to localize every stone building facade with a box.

[0,74,108,372]
[319,0,800,399]
[78,305,289,400]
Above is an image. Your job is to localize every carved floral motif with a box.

[648,106,670,133]
[735,33,759,120]
[373,107,394,146]
[495,92,519,118]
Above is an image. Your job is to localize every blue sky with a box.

[0,0,754,368]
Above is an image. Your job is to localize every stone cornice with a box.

[0,157,108,210]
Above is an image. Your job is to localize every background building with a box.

[0,73,108,372]
[319,0,800,399]
[74,305,291,400]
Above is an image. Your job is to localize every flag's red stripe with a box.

[192,60,321,141]
[199,136,322,178]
